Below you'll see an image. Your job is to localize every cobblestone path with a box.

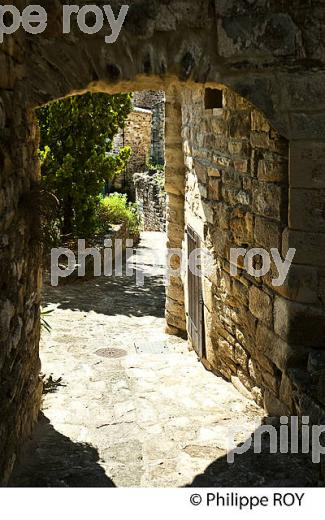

[10,233,319,487]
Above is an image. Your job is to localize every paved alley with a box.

[10,233,318,487]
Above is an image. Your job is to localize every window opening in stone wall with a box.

[204,88,223,110]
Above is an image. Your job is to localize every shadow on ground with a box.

[186,429,320,487]
[10,416,322,487]
[43,273,166,318]
[9,414,116,488]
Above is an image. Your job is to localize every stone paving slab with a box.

[10,233,320,487]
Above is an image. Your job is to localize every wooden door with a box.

[187,226,205,359]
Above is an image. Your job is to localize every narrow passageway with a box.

[9,233,316,487]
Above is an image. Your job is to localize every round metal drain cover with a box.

[95,348,127,359]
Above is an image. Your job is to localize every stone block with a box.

[211,356,235,380]
[255,351,277,375]
[202,277,214,313]
[283,74,325,111]
[282,228,325,267]
[279,373,294,410]
[223,169,241,190]
[165,310,186,332]
[233,345,248,372]
[252,180,283,221]
[212,340,237,378]
[166,147,186,169]
[257,158,287,182]
[228,140,244,156]
[165,166,185,196]
[231,375,252,399]
[290,113,325,140]
[166,205,184,224]
[251,109,271,132]
[229,112,251,138]
[248,358,262,385]
[264,389,291,417]
[217,14,299,59]
[210,117,228,135]
[167,282,184,304]
[250,132,270,149]
[270,264,318,305]
[256,323,307,370]
[249,286,273,324]
[193,159,208,184]
[209,313,236,345]
[199,201,215,224]
[0,300,15,339]
[166,223,184,248]
[231,279,249,307]
[295,391,325,424]
[230,210,253,244]
[207,167,221,178]
[242,177,252,191]
[230,304,257,342]
[289,188,325,232]
[262,367,279,395]
[254,216,282,250]
[274,296,325,347]
[289,140,325,188]
[233,159,248,173]
[212,202,230,231]
[198,183,208,199]
[213,154,231,169]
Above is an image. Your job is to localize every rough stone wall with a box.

[1,0,325,484]
[134,171,166,232]
[112,108,152,196]
[181,85,324,417]
[133,91,165,111]
[112,91,165,194]
[0,84,43,483]
[133,91,166,166]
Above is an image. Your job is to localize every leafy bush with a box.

[146,162,165,190]
[147,161,165,174]
[38,92,132,238]
[97,193,141,236]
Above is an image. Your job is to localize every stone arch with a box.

[1,0,325,484]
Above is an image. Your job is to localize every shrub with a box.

[38,92,132,237]
[97,193,141,236]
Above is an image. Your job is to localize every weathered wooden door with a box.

[187,226,205,359]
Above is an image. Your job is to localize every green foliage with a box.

[155,172,165,191]
[146,161,165,190]
[97,193,141,236]
[40,308,54,333]
[147,161,165,174]
[37,92,132,237]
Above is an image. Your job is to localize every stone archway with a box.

[1,0,325,484]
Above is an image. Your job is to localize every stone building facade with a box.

[1,0,325,483]
[111,90,165,197]
[111,107,152,197]
[133,91,166,166]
